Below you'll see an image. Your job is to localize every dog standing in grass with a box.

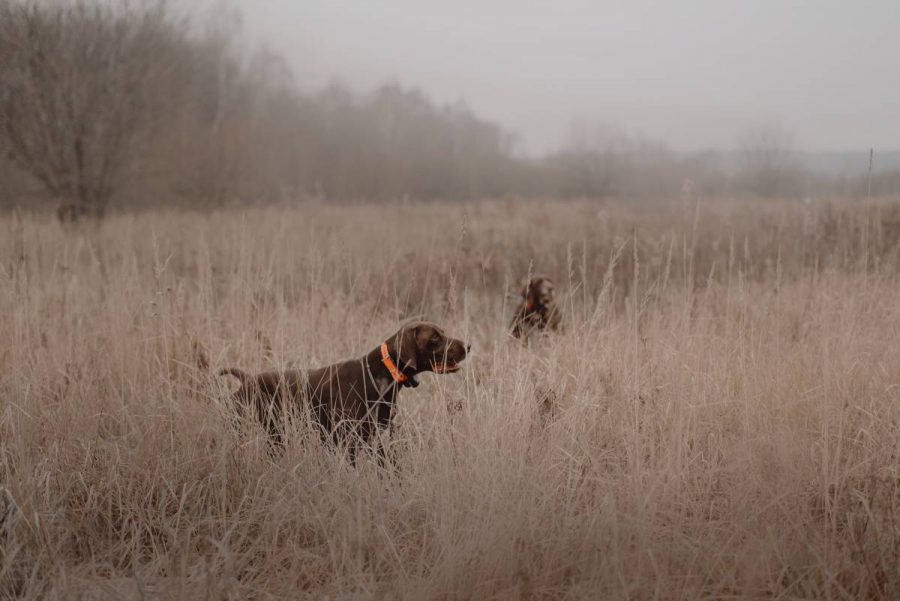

[510,275,562,341]
[220,321,469,461]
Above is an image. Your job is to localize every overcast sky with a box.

[196,1,900,155]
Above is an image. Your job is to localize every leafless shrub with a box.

[0,1,194,219]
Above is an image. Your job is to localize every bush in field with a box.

[0,1,193,219]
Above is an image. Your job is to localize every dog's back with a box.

[219,359,389,447]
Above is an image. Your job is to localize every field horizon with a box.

[3,197,900,599]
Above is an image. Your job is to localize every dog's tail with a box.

[219,367,253,384]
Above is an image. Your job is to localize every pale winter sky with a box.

[188,1,900,155]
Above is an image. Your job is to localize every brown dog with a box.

[220,321,469,459]
[510,275,562,341]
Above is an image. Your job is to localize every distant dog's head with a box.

[390,321,469,375]
[521,275,556,311]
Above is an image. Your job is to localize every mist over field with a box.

[2,2,900,600]
[220,0,900,155]
[2,0,900,213]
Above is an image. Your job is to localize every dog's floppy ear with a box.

[521,277,540,307]
[394,324,419,372]
[414,323,438,351]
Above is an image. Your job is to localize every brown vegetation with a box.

[3,197,900,599]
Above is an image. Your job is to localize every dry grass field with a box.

[3,198,900,600]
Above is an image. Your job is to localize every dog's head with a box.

[521,275,556,310]
[391,321,469,375]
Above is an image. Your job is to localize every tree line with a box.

[0,1,896,218]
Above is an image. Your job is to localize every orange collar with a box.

[381,342,408,383]
[525,301,535,311]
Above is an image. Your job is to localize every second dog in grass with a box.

[510,275,562,341]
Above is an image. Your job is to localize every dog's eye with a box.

[431,332,441,342]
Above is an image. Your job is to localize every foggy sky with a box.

[209,0,899,155]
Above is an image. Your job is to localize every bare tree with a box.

[0,1,187,219]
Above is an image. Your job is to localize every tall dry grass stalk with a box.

[2,198,900,599]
